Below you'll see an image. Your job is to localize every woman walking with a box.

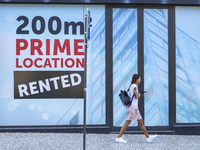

[115,74,157,143]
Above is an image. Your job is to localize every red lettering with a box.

[52,58,59,68]
[44,58,52,68]
[31,39,43,55]
[74,39,84,55]
[23,58,33,68]
[65,58,74,68]
[76,58,84,68]
[34,58,43,68]
[54,39,70,55]
[61,58,63,68]
[16,39,28,55]
[16,58,22,68]
[46,39,50,55]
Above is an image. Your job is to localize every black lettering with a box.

[48,16,61,35]
[32,16,45,34]
[90,17,92,27]
[64,21,84,35]
[16,16,29,34]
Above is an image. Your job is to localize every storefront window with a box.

[144,9,169,126]
[86,5,106,124]
[176,7,200,123]
[113,8,138,126]
[0,4,105,125]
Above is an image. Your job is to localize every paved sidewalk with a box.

[0,133,200,150]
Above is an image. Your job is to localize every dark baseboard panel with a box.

[111,130,176,135]
[0,126,110,133]
[174,125,200,135]
[1,125,200,135]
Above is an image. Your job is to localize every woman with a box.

[115,74,157,143]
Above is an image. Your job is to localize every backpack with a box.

[119,90,135,107]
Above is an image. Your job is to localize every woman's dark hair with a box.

[131,74,140,84]
[128,74,140,91]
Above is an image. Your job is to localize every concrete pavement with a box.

[0,133,200,150]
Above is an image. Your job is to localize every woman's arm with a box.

[133,87,140,99]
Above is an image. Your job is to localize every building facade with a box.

[0,0,200,134]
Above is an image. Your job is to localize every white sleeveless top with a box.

[129,83,139,109]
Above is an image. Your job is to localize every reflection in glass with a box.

[144,9,169,126]
[113,8,138,126]
[176,7,200,123]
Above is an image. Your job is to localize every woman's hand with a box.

[135,93,140,99]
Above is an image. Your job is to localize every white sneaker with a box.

[115,137,127,143]
[146,135,157,142]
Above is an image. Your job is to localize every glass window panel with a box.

[113,8,138,126]
[0,5,105,126]
[86,6,106,124]
[176,6,200,123]
[144,9,169,126]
